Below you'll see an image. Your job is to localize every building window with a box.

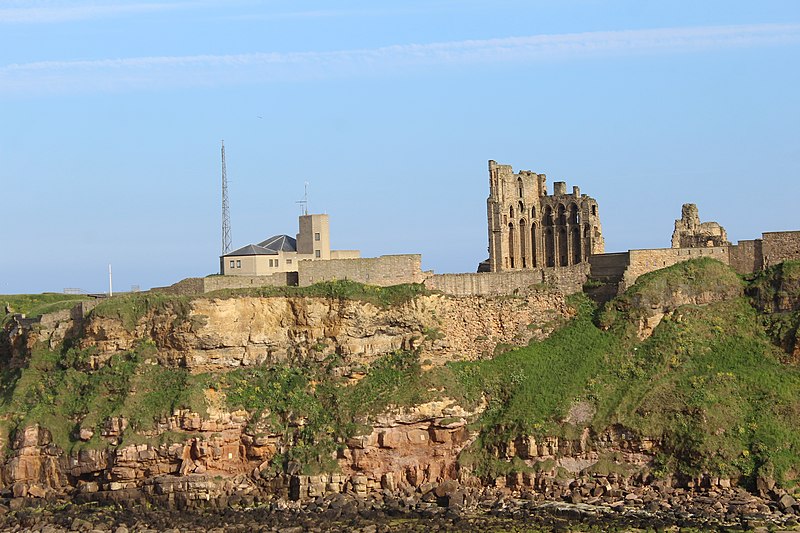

[236,260,241,268]
[286,259,292,265]
[315,250,321,258]
[275,260,279,267]
[269,259,274,267]
[315,232,320,241]
[229,260,234,268]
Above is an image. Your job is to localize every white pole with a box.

[108,264,113,297]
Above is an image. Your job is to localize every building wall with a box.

[298,255,429,287]
[620,246,730,291]
[762,231,800,268]
[424,264,590,296]
[297,214,331,259]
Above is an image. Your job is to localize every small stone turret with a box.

[671,203,730,248]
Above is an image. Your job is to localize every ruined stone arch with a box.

[557,204,567,225]
[531,206,536,218]
[569,203,579,225]
[531,221,539,267]
[545,227,555,267]
[508,222,516,269]
[559,227,568,266]
[572,226,582,264]
[517,177,524,198]
[543,205,553,227]
[509,205,514,219]
[584,223,591,257]
[519,218,528,268]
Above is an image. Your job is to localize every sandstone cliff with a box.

[3,262,800,514]
[73,290,568,371]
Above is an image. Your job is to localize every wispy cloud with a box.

[0,1,206,23]
[3,23,799,94]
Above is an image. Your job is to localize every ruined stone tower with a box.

[671,203,730,248]
[486,160,604,272]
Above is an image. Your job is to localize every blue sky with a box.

[1,1,799,294]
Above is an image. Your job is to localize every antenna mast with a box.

[296,181,309,215]
[221,140,232,255]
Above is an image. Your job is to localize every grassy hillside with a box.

[2,261,800,488]
[1,293,89,326]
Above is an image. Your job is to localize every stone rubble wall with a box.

[424,264,590,296]
[619,247,730,292]
[298,254,430,288]
[762,231,800,268]
[154,273,297,295]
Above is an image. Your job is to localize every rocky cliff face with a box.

[72,291,569,371]
[0,288,578,505]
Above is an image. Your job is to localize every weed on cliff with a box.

[0,340,206,451]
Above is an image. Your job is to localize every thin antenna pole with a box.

[221,140,232,255]
[108,264,113,297]
[296,181,309,215]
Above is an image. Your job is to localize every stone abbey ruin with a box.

[483,159,605,272]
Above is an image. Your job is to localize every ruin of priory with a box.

[483,160,605,272]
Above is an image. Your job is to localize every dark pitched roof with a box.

[223,244,277,257]
[258,234,297,252]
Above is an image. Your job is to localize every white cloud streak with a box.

[2,23,799,94]
[0,1,206,23]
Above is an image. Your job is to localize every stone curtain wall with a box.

[762,231,800,267]
[728,240,763,275]
[620,247,730,291]
[424,264,590,296]
[298,255,429,287]
[155,273,295,295]
[203,273,296,292]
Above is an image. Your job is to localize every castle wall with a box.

[298,255,429,287]
[154,273,296,295]
[424,264,590,296]
[728,240,762,275]
[620,247,730,291]
[762,231,800,267]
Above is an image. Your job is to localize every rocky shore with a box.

[3,482,800,532]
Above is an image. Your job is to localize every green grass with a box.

[1,293,88,325]
[0,340,207,451]
[90,293,193,332]
[206,280,430,308]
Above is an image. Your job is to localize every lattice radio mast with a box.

[221,140,232,255]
